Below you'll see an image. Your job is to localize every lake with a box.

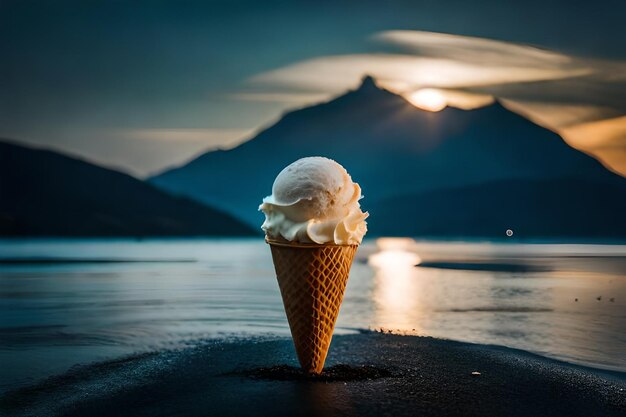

[0,238,625,393]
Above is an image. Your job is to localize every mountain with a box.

[0,141,255,237]
[150,76,626,238]
[371,178,626,238]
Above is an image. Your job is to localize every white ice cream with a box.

[259,157,368,245]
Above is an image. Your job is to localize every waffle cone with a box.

[267,239,357,374]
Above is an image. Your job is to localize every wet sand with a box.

[1,333,625,417]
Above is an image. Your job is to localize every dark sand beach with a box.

[2,333,624,417]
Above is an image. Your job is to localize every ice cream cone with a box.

[267,238,357,374]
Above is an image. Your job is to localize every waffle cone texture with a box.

[267,239,357,374]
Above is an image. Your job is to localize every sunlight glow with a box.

[368,239,423,331]
[405,88,448,112]
[368,249,421,269]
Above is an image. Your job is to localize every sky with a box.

[1,0,625,177]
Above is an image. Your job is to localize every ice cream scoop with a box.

[259,157,368,245]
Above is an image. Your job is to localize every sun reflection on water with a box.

[368,238,424,332]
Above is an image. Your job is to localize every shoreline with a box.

[2,333,624,417]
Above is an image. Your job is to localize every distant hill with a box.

[150,76,626,238]
[0,141,255,237]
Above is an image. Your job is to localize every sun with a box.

[405,88,448,112]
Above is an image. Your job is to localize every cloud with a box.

[372,30,572,67]
[236,30,626,175]
[124,128,254,147]
[247,53,589,95]
[244,30,595,98]
[560,116,626,175]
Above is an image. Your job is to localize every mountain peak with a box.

[356,74,381,92]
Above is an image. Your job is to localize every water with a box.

[0,238,625,393]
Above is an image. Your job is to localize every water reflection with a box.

[363,237,626,372]
[368,239,422,332]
